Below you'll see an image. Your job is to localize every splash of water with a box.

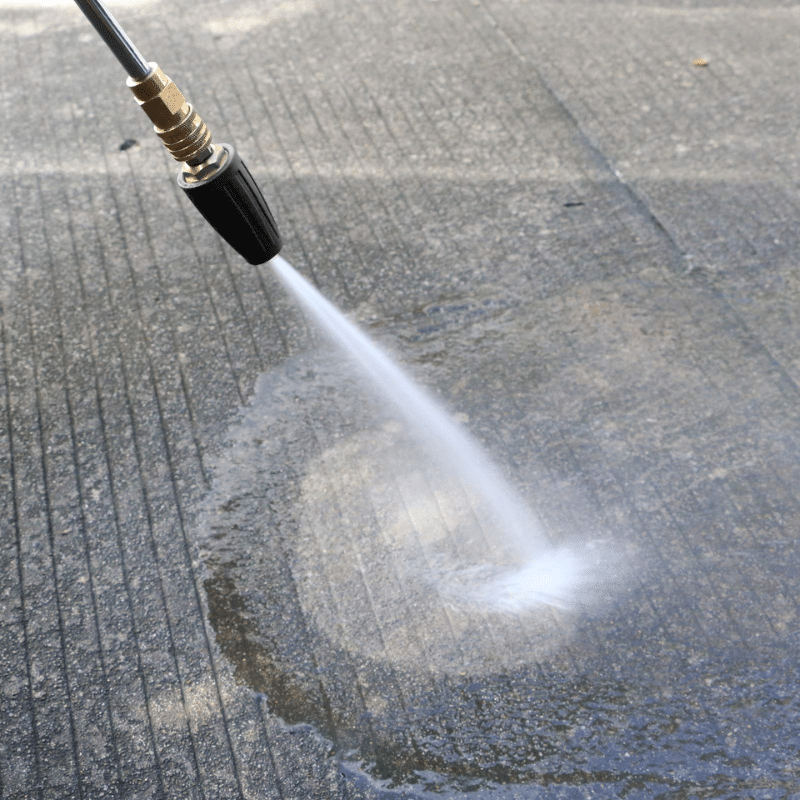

[270,255,590,610]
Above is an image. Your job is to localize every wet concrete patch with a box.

[197,270,800,797]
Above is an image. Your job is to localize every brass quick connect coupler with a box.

[124,62,281,264]
[126,63,213,166]
[72,0,282,264]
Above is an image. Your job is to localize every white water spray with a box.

[271,255,590,610]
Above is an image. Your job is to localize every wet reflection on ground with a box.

[197,278,800,797]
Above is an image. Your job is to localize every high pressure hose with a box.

[72,0,282,265]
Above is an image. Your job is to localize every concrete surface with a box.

[2,0,800,797]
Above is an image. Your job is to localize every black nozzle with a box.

[178,143,282,265]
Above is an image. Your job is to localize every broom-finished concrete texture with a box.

[1,0,799,797]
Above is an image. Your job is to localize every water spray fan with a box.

[73,0,282,265]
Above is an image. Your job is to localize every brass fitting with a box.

[180,143,229,185]
[127,62,213,165]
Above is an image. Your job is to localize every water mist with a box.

[271,255,593,612]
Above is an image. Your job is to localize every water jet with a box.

[269,254,592,614]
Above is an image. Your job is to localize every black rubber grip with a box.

[178,143,282,265]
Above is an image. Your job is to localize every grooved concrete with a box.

[1,0,799,798]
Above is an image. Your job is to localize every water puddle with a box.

[197,347,615,790]
[195,261,798,796]
[196,259,624,793]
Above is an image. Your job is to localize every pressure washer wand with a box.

[72,0,282,265]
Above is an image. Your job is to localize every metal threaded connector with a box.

[126,62,213,165]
